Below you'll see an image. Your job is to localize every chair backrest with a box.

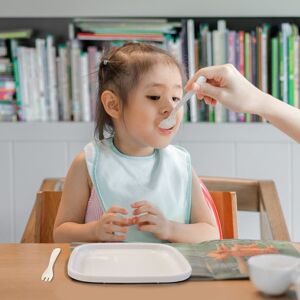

[21,191,62,243]
[209,191,238,239]
[21,185,238,242]
[201,176,290,241]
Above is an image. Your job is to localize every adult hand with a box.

[131,200,171,241]
[185,64,264,114]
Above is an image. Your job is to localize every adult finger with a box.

[197,82,224,101]
[184,65,221,90]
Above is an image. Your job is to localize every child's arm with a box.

[166,168,220,243]
[53,152,130,243]
[132,169,219,243]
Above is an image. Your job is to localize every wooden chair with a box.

[21,191,62,243]
[21,181,238,242]
[202,176,290,241]
[57,175,290,240]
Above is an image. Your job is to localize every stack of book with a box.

[3,19,182,122]
[192,21,300,123]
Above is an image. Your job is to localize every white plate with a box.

[68,243,192,283]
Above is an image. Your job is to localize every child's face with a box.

[117,62,183,153]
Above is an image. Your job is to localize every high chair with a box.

[21,178,238,243]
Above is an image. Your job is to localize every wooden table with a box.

[0,243,297,300]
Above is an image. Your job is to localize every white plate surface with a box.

[68,243,192,283]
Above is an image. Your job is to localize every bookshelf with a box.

[1,0,300,242]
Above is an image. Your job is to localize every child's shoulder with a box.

[68,151,92,188]
[69,151,87,173]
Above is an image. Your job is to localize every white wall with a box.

[0,0,300,17]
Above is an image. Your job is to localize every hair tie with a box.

[103,59,109,66]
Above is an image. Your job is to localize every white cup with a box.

[248,254,300,296]
[291,267,300,300]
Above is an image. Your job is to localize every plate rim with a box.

[67,242,192,283]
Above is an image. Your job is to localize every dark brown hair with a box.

[95,42,186,140]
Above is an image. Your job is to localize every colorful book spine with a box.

[58,44,71,121]
[46,35,59,121]
[227,31,237,123]
[237,31,245,122]
[294,35,300,109]
[35,39,49,121]
[70,39,81,121]
[288,35,295,106]
[187,19,198,123]
[80,52,91,122]
[281,23,292,103]
[244,32,252,122]
[271,37,279,99]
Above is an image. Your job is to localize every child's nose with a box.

[160,98,176,115]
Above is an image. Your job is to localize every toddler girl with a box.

[53,43,220,243]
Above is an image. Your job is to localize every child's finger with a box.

[107,205,128,215]
[132,203,159,216]
[105,224,129,234]
[136,214,156,225]
[102,213,125,223]
[137,224,156,233]
[113,217,132,226]
[130,200,148,208]
[110,234,127,242]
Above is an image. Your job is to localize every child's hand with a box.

[131,200,171,241]
[93,205,132,242]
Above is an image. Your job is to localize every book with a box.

[57,44,72,121]
[0,29,32,40]
[46,35,59,121]
[186,19,197,123]
[281,23,292,103]
[170,239,300,280]
[35,39,49,121]
[80,52,91,122]
[213,20,228,123]
[271,37,279,99]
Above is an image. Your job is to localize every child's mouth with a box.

[158,125,175,135]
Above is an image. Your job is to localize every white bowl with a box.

[248,254,300,296]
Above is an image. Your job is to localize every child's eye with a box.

[172,97,181,102]
[147,95,160,101]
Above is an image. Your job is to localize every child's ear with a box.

[101,90,121,119]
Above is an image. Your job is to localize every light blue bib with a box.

[84,138,192,243]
